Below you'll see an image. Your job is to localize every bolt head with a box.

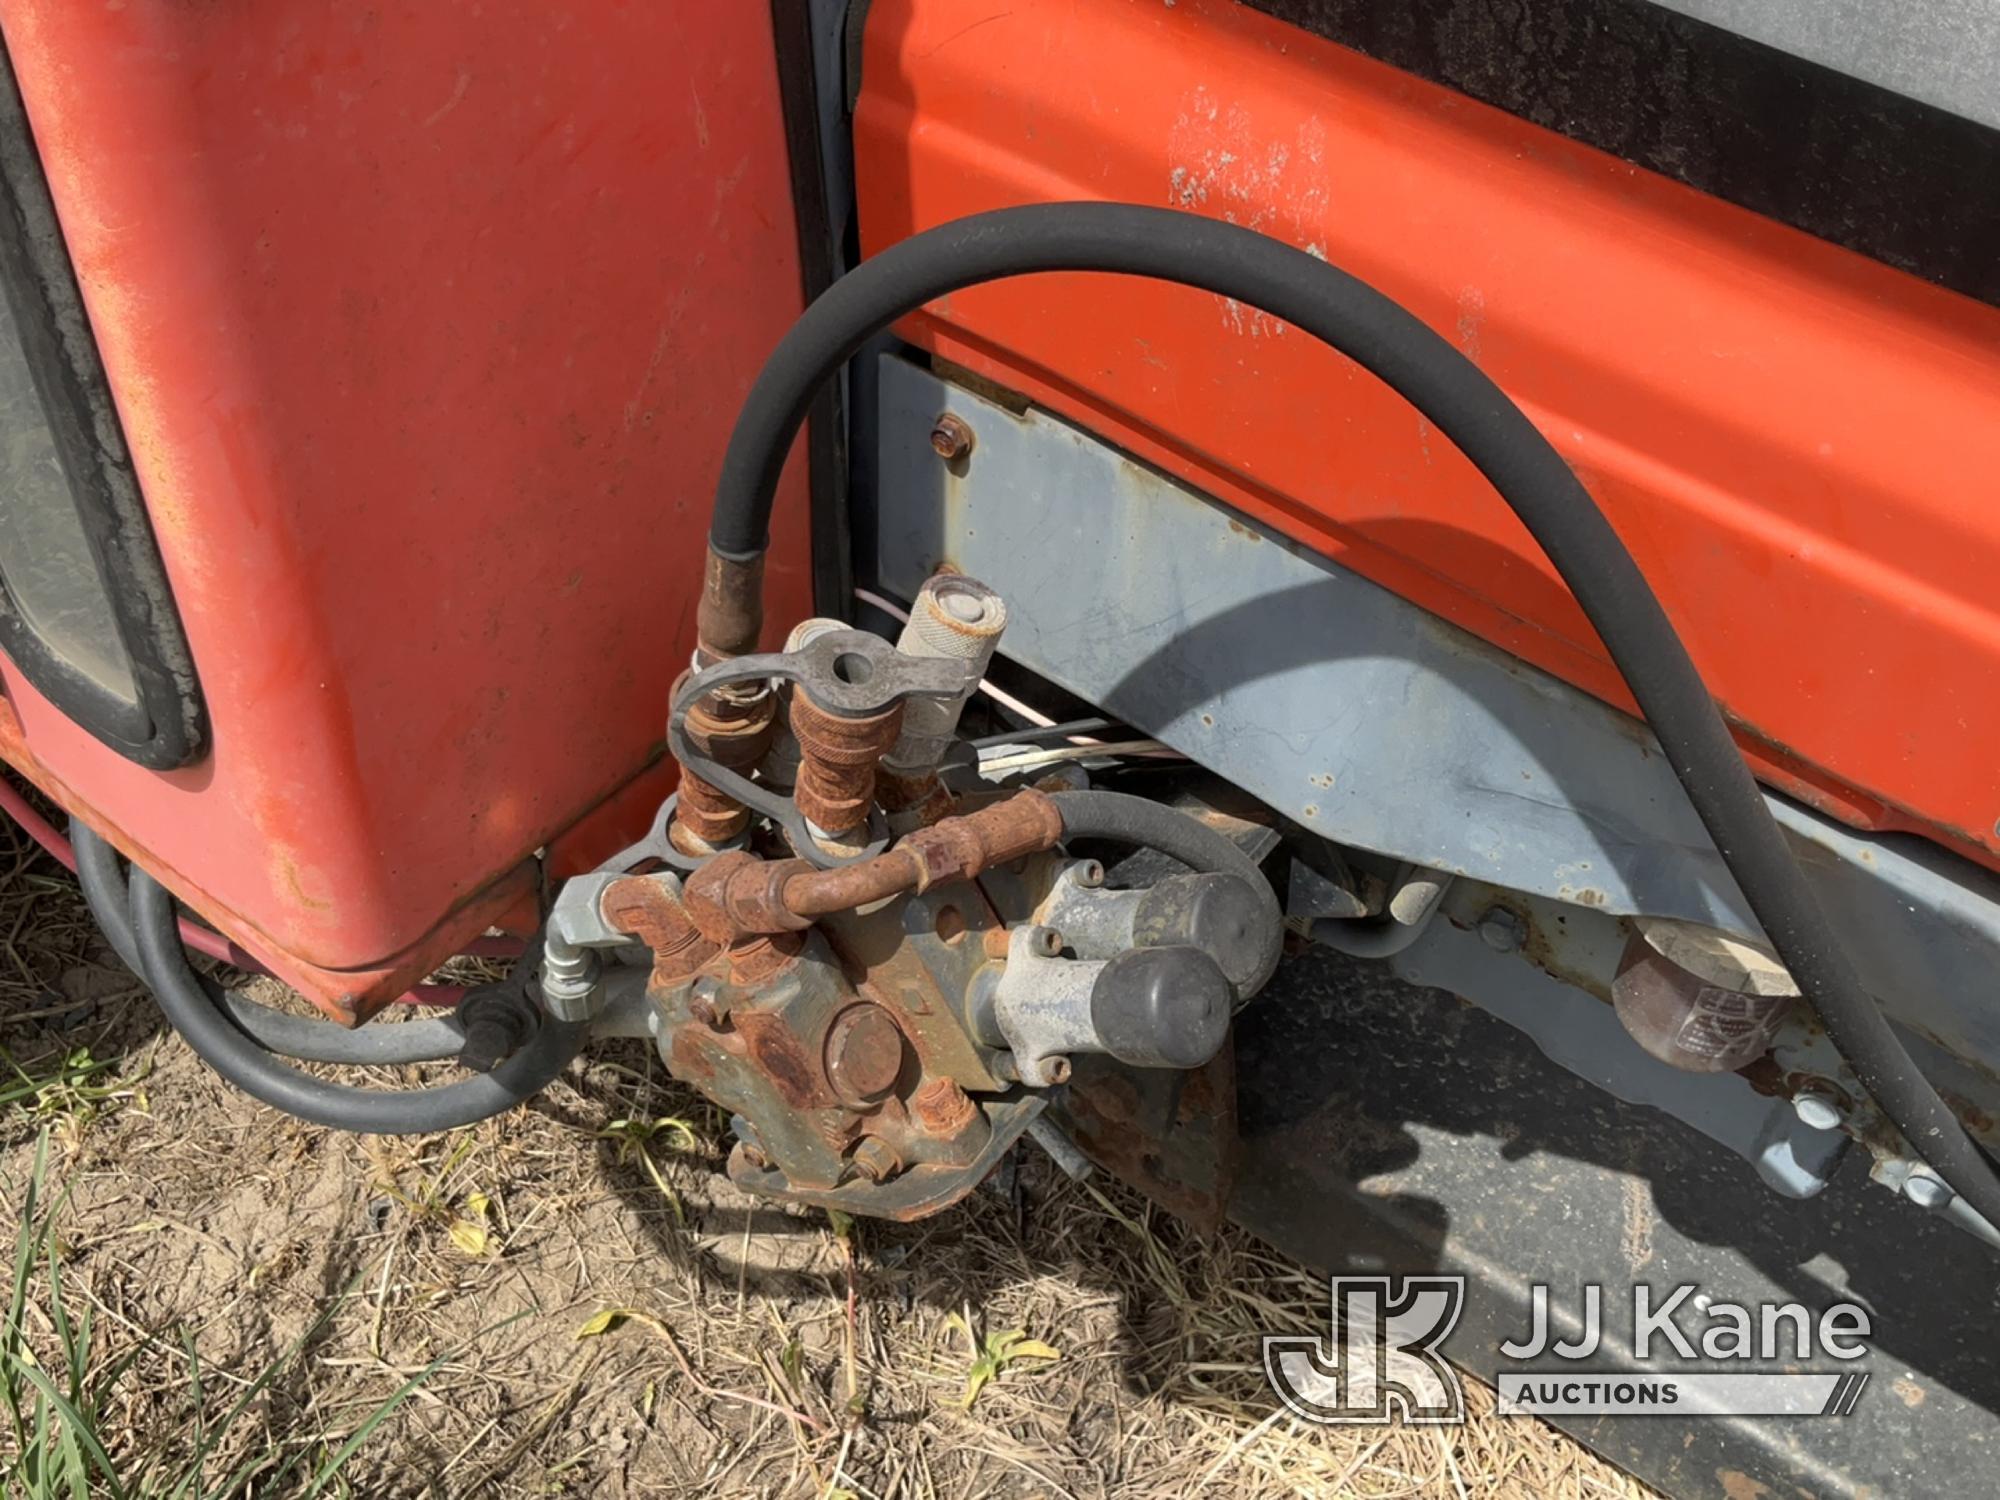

[850,1135,902,1183]
[824,1005,906,1104]
[1477,907,1525,953]
[1791,1087,1846,1132]
[929,412,974,461]
[1904,1171,1954,1210]
[687,974,726,1027]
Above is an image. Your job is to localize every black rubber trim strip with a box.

[0,38,207,766]
[1243,0,2000,308]
[704,201,2000,1230]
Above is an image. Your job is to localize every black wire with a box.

[126,865,583,1133]
[71,820,466,1066]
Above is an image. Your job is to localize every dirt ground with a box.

[0,785,1656,1497]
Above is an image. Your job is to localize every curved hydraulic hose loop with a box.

[70,822,466,1066]
[126,863,584,1133]
[707,202,2000,1227]
[1046,789,1283,999]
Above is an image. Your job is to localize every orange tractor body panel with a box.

[0,2,815,1017]
[855,0,2000,871]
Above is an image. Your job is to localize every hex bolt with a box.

[1477,906,1525,954]
[731,1114,770,1171]
[824,1005,906,1105]
[929,412,974,462]
[687,975,726,1027]
[1791,1083,1848,1132]
[912,1076,978,1135]
[850,1135,902,1183]
[1904,1170,1954,1210]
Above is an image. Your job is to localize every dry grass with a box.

[0,782,1656,1497]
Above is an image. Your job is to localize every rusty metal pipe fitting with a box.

[695,545,765,664]
[672,668,778,849]
[875,764,957,828]
[786,789,1063,919]
[788,690,904,838]
[676,790,1064,944]
[601,874,721,987]
[684,850,817,945]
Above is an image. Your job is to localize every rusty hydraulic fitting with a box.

[695,545,765,664]
[684,850,817,944]
[788,689,904,838]
[672,668,778,849]
[791,788,1062,917]
[799,788,1062,914]
[677,790,1063,944]
[912,1076,978,1135]
[762,618,850,791]
[724,933,804,985]
[601,875,719,986]
[876,765,957,828]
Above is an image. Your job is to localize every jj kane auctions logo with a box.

[1264,1278,1872,1423]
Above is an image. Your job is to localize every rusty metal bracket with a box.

[1056,1039,1241,1234]
[725,1092,1047,1221]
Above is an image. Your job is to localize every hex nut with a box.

[850,1135,903,1183]
[1904,1171,1954,1210]
[929,412,975,462]
[824,1005,906,1106]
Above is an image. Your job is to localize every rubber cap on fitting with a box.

[1088,945,1232,1071]
[1132,873,1269,996]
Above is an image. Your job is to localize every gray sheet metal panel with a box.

[1647,0,2000,130]
[1387,885,1851,1199]
[871,353,2000,1073]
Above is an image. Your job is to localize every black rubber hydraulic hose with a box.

[1048,789,1283,998]
[71,822,466,1066]
[125,862,583,1132]
[706,202,2000,1227]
